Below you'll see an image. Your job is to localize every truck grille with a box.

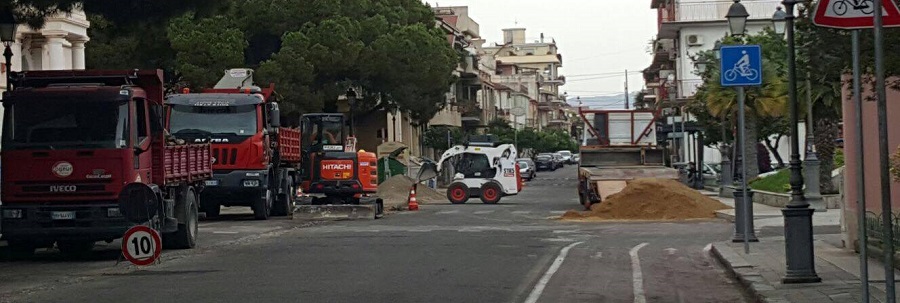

[213,148,239,165]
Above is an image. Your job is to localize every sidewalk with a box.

[701,190,898,302]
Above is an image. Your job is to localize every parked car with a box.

[534,154,555,171]
[557,150,574,164]
[552,152,565,168]
[517,158,536,181]
[572,153,581,164]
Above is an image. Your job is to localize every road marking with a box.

[512,211,532,215]
[549,211,567,215]
[664,248,678,255]
[523,241,584,303]
[474,210,495,215]
[592,251,604,259]
[211,231,239,234]
[630,242,650,303]
[435,210,460,215]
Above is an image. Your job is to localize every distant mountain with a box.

[567,93,639,109]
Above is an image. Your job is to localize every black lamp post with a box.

[780,0,821,284]
[346,88,357,137]
[0,8,16,93]
[726,0,749,37]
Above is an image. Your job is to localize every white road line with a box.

[435,210,460,215]
[474,210,495,215]
[211,231,239,234]
[549,211,567,215]
[512,211,532,214]
[630,242,650,303]
[523,241,584,303]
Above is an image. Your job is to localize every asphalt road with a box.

[0,165,749,303]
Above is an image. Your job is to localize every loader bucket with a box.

[416,160,438,182]
[293,196,383,221]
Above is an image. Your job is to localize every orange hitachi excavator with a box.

[294,113,383,219]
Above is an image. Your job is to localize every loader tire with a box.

[479,182,502,204]
[447,183,469,204]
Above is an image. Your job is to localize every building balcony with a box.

[657,0,782,38]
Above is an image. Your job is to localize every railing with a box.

[865,211,900,251]
[668,0,781,23]
[679,79,704,98]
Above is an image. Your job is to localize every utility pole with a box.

[624,69,630,109]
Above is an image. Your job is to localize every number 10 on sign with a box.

[121,225,162,266]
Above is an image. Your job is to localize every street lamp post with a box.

[779,0,821,284]
[726,0,758,247]
[0,8,16,93]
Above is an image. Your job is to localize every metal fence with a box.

[864,211,900,250]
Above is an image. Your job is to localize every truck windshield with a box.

[2,100,129,150]
[169,104,257,136]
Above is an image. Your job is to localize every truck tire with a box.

[447,183,469,204]
[167,189,199,249]
[57,240,95,259]
[272,173,293,217]
[253,189,272,220]
[479,182,502,204]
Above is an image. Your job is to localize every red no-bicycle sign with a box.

[121,225,162,266]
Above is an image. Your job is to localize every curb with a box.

[716,211,735,222]
[709,243,790,303]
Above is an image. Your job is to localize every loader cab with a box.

[300,114,350,189]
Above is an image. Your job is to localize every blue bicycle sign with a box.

[720,45,763,87]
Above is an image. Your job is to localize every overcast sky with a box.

[426,0,658,100]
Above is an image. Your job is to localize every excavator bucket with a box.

[416,160,438,183]
[293,196,383,221]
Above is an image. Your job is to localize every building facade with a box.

[644,0,787,167]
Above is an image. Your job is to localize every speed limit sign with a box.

[121,225,162,266]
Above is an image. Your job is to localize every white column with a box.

[71,39,87,69]
[43,35,67,70]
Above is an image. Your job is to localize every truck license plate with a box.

[205,180,219,186]
[51,211,76,220]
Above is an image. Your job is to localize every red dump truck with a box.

[0,70,212,257]
[166,69,300,220]
[576,108,679,209]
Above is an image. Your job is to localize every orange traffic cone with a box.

[407,184,420,211]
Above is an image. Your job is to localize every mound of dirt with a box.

[561,178,730,221]
[377,175,444,209]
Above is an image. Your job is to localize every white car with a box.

[557,150,574,164]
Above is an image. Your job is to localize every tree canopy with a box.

[74,0,458,122]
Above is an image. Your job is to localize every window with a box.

[135,98,148,143]
[3,99,129,150]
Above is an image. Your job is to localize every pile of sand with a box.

[561,178,730,221]
[377,175,444,209]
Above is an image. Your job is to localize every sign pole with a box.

[873,0,897,300]
[737,86,752,254]
[852,28,870,303]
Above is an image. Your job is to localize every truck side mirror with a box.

[268,103,281,127]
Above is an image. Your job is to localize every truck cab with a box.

[165,69,297,220]
[1,70,210,256]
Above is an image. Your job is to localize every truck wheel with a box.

[253,189,272,220]
[6,240,36,259]
[272,175,293,217]
[479,182,502,204]
[57,240,95,259]
[168,189,199,249]
[447,183,469,204]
